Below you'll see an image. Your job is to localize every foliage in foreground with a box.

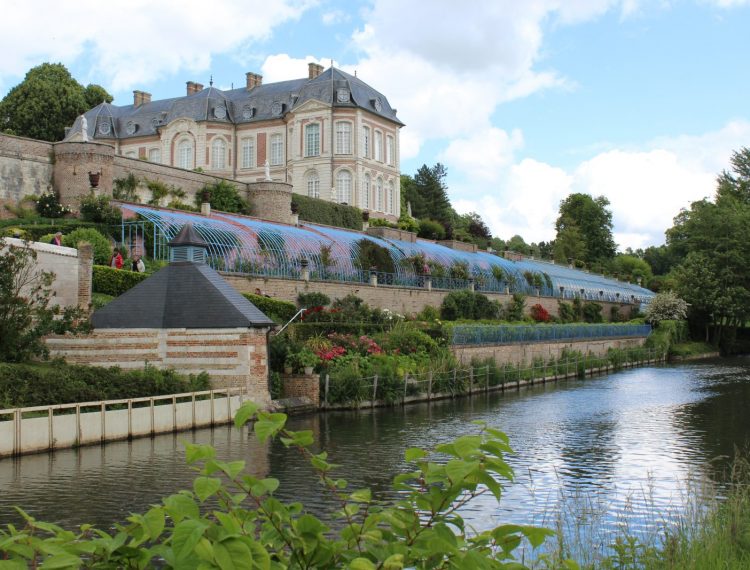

[0,403,564,569]
[0,362,210,408]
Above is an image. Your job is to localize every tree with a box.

[553,224,586,265]
[608,254,653,285]
[644,291,689,325]
[506,234,532,255]
[403,164,453,227]
[0,63,112,142]
[0,238,85,361]
[555,193,616,265]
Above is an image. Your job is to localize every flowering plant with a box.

[35,191,71,218]
[530,304,551,323]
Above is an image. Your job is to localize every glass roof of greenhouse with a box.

[119,203,655,303]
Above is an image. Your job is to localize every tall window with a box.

[241,137,255,169]
[305,123,320,157]
[362,126,370,158]
[374,131,383,161]
[307,171,320,198]
[387,180,395,214]
[361,173,370,209]
[270,133,283,165]
[376,177,383,211]
[335,121,352,154]
[148,148,161,163]
[211,138,226,169]
[386,135,394,166]
[336,170,352,204]
[177,139,193,169]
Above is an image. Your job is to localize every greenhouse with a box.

[119,203,655,304]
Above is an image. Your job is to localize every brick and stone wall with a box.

[246,181,293,224]
[0,134,54,217]
[282,374,320,403]
[222,274,634,319]
[452,337,647,367]
[3,238,92,309]
[45,327,271,403]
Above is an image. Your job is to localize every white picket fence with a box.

[0,388,249,458]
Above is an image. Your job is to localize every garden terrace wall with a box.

[45,328,271,404]
[3,237,92,310]
[452,337,648,367]
[113,156,241,205]
[222,274,633,318]
[0,133,54,217]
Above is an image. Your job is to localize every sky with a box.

[2,0,749,251]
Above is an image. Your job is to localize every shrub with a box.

[92,265,149,296]
[582,301,603,323]
[146,179,184,206]
[34,191,70,218]
[293,193,362,230]
[241,293,296,323]
[196,180,251,214]
[504,293,527,321]
[530,303,551,323]
[417,218,446,240]
[448,261,469,280]
[112,173,139,201]
[79,193,122,225]
[297,291,330,308]
[644,291,688,324]
[0,362,209,408]
[397,215,420,233]
[376,323,440,356]
[440,290,500,321]
[354,238,395,273]
[63,228,112,265]
[331,294,371,322]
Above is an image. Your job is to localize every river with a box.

[2,358,749,559]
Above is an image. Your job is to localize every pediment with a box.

[292,98,329,114]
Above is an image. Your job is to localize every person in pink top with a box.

[49,232,62,246]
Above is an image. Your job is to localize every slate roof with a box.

[170,223,208,248]
[66,67,402,142]
[91,262,274,329]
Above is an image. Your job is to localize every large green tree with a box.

[554,193,617,265]
[0,63,112,142]
[402,163,453,228]
[667,148,750,346]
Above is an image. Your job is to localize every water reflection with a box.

[1,359,748,546]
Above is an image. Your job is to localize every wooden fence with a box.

[0,388,248,458]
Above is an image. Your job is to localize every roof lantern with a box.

[169,223,207,263]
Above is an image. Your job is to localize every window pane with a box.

[375,131,382,161]
[387,180,395,214]
[376,178,383,210]
[270,134,283,165]
[305,124,320,157]
[386,136,394,166]
[361,174,370,209]
[178,140,193,169]
[362,127,370,158]
[336,170,352,204]
[307,172,320,198]
[212,139,226,169]
[336,122,351,154]
[241,138,255,169]
[148,148,161,163]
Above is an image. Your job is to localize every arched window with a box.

[374,131,383,161]
[211,138,226,169]
[361,173,371,209]
[336,170,352,204]
[376,177,384,211]
[270,133,283,165]
[307,171,320,198]
[387,180,395,214]
[335,121,352,154]
[305,123,320,157]
[241,137,255,169]
[148,148,161,163]
[177,139,193,170]
[362,126,370,158]
[386,135,394,166]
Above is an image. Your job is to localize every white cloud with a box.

[439,128,524,185]
[447,121,750,250]
[0,0,316,91]
[321,9,348,25]
[260,54,334,83]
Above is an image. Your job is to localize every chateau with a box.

[64,63,403,219]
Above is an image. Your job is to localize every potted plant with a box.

[291,201,299,214]
[296,349,319,376]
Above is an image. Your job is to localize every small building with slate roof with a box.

[47,225,275,404]
[65,62,403,221]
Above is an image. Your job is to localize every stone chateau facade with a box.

[64,63,403,220]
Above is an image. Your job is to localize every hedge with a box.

[293,194,362,230]
[0,362,210,408]
[92,265,149,296]
[0,218,118,241]
[242,293,297,323]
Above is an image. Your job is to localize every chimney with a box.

[194,83,203,92]
[245,72,263,90]
[133,90,151,106]
[308,62,324,79]
[186,81,195,95]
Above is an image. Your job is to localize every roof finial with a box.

[209,75,213,87]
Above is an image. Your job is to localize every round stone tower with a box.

[246,181,294,225]
[53,141,115,210]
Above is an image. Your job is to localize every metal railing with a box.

[450,323,652,346]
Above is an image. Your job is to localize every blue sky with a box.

[2,0,749,250]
